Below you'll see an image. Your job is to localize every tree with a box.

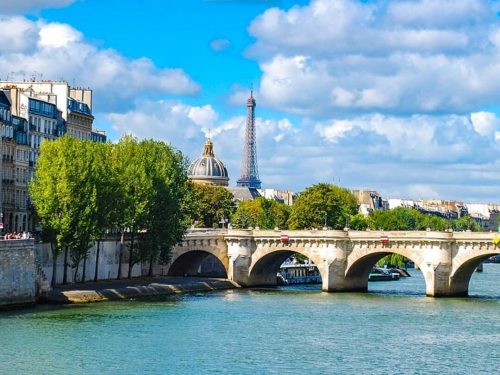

[417,214,447,231]
[30,136,100,284]
[452,215,482,232]
[88,142,116,282]
[110,136,152,279]
[349,213,371,230]
[287,183,358,229]
[377,254,408,268]
[231,197,290,229]
[369,207,419,230]
[189,184,235,228]
[110,137,191,278]
[134,139,191,276]
[29,138,65,286]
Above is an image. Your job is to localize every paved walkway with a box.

[42,277,238,304]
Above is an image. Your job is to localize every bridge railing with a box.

[186,228,228,235]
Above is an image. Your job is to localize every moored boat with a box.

[368,267,400,281]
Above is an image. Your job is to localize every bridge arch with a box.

[345,247,431,294]
[248,245,325,287]
[449,247,500,296]
[167,245,229,278]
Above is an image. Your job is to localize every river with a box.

[1,264,499,374]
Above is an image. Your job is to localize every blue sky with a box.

[1,0,500,202]
[42,0,308,118]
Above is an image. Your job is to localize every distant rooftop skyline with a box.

[1,0,499,202]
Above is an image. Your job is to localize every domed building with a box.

[188,138,229,186]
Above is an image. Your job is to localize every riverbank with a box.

[40,277,239,304]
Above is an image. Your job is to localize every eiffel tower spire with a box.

[236,91,261,189]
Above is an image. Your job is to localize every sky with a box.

[0,0,499,202]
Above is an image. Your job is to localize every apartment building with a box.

[0,80,106,232]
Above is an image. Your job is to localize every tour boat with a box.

[368,267,400,281]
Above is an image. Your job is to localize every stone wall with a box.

[0,239,36,308]
[35,235,170,285]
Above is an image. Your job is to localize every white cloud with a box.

[38,22,82,48]
[188,105,218,129]
[315,112,500,162]
[471,111,500,137]
[0,0,76,14]
[105,98,500,202]
[107,101,215,152]
[245,0,500,116]
[0,16,38,52]
[0,16,199,111]
[387,0,491,27]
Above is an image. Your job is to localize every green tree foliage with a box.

[31,135,191,283]
[349,213,371,230]
[111,136,152,279]
[368,206,481,232]
[369,207,420,230]
[288,183,358,229]
[111,136,191,278]
[30,136,100,284]
[377,254,408,268]
[231,197,290,229]
[452,215,482,232]
[136,139,191,276]
[417,214,447,231]
[189,184,235,228]
[89,142,115,281]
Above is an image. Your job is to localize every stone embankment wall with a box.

[35,235,170,285]
[0,240,36,308]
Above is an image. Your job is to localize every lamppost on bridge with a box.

[344,214,350,232]
[322,211,327,230]
[219,216,227,229]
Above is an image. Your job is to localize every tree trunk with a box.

[127,231,135,279]
[94,240,100,282]
[82,252,87,283]
[117,232,124,280]
[73,255,81,283]
[51,243,57,287]
[148,253,154,277]
[63,246,68,285]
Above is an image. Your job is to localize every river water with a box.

[1,265,499,375]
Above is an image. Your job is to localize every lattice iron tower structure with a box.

[236,91,261,189]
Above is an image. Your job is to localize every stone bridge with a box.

[167,229,500,297]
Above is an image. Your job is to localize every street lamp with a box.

[322,211,327,230]
[344,214,350,231]
[219,216,227,229]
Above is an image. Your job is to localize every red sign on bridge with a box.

[380,235,389,245]
[280,234,289,243]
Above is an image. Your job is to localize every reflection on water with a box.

[0,265,499,375]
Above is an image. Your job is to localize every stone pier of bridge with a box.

[168,229,500,297]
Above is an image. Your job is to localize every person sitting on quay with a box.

[2,232,32,240]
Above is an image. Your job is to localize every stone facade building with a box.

[0,80,106,232]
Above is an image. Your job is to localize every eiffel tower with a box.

[236,91,261,189]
